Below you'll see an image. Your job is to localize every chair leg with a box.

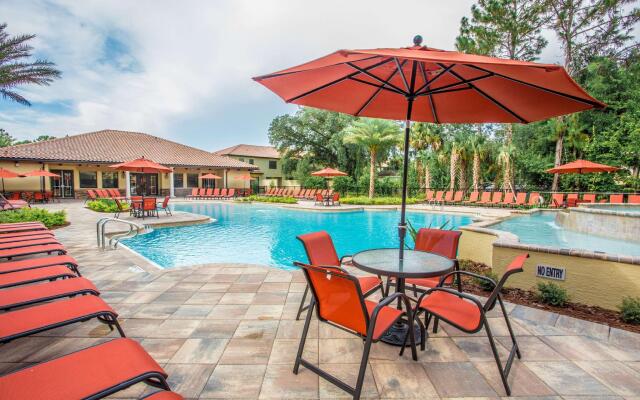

[293,299,314,375]
[432,317,439,333]
[499,296,521,359]
[485,318,512,396]
[296,284,309,321]
[353,336,374,400]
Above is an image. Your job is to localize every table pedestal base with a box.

[380,320,424,347]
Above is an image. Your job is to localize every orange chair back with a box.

[514,192,526,205]
[333,192,340,202]
[453,191,463,202]
[582,193,596,203]
[220,188,227,197]
[444,191,453,202]
[143,198,156,211]
[485,254,528,311]
[491,192,502,203]
[198,188,206,196]
[34,192,43,200]
[191,188,198,196]
[213,188,220,196]
[414,228,461,260]
[315,193,323,202]
[296,262,368,336]
[87,189,97,199]
[227,188,235,197]
[435,191,444,201]
[467,191,479,202]
[161,196,170,208]
[479,192,491,202]
[528,192,541,205]
[551,193,564,206]
[567,193,578,200]
[610,194,623,203]
[206,188,213,196]
[425,190,434,201]
[503,192,514,204]
[628,194,640,204]
[297,231,341,267]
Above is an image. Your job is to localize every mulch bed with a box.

[459,260,640,334]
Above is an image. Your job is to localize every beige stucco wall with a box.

[458,228,496,267]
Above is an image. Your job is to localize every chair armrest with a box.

[293,261,345,273]
[439,270,496,287]
[369,292,413,330]
[416,287,485,311]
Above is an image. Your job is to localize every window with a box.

[101,172,119,188]
[248,159,254,165]
[269,160,277,169]
[187,173,199,187]
[238,157,245,162]
[79,171,97,188]
[173,173,184,188]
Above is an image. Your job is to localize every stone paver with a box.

[2,200,638,399]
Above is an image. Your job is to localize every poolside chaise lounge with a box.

[528,192,542,207]
[512,192,527,207]
[582,193,596,203]
[500,192,515,207]
[0,224,48,234]
[488,191,503,206]
[186,188,198,199]
[566,193,579,207]
[0,254,79,275]
[463,191,479,205]
[219,188,228,199]
[451,191,464,204]
[212,188,221,199]
[0,277,98,311]
[476,191,492,205]
[608,193,624,203]
[0,230,54,240]
[550,193,564,208]
[0,338,180,400]
[0,243,66,259]
[0,232,54,244]
[443,191,454,204]
[629,194,640,204]
[0,237,61,250]
[295,231,383,320]
[0,294,123,343]
[0,265,77,289]
[425,190,434,202]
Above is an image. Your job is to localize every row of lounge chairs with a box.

[185,187,236,199]
[86,188,125,201]
[0,221,183,399]
[425,190,639,208]
[264,187,333,199]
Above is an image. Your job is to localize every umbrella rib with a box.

[463,64,604,108]
[418,62,439,123]
[348,77,405,96]
[346,62,407,95]
[414,64,455,95]
[253,55,381,81]
[355,60,406,116]
[394,57,410,93]
[439,63,527,123]
[286,57,394,103]
[416,73,493,97]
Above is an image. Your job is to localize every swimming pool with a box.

[489,212,640,256]
[122,203,473,269]
[588,204,640,214]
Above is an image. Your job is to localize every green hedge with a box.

[87,199,128,213]
[0,208,67,228]
[340,196,422,205]
[236,195,298,204]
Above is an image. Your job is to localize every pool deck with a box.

[3,200,640,399]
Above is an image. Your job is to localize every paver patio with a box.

[2,201,640,399]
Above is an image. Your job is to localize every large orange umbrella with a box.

[311,167,348,177]
[22,170,60,193]
[546,159,618,174]
[0,168,22,193]
[109,157,172,173]
[254,35,604,257]
[200,173,222,179]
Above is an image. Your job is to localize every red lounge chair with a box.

[386,229,462,295]
[0,221,45,227]
[0,233,54,244]
[0,224,48,234]
[550,193,564,208]
[425,190,434,202]
[0,338,175,400]
[528,192,542,207]
[0,265,76,289]
[293,261,417,399]
[204,188,213,198]
[434,190,444,203]
[33,192,44,203]
[0,254,79,275]
[408,253,529,395]
[0,237,61,250]
[186,188,198,199]
[142,198,158,219]
[489,191,503,206]
[212,187,220,198]
[314,192,325,206]
[513,192,527,207]
[295,231,383,321]
[443,191,454,203]
[0,230,54,239]
[609,193,624,203]
[219,188,228,198]
[0,277,98,311]
[157,196,172,216]
[0,295,123,343]
[628,194,640,204]
[292,188,301,198]
[500,192,515,207]
[476,191,492,205]
[451,191,463,204]
[464,191,479,204]
[86,189,98,202]
[225,188,236,199]
[330,192,340,206]
[582,193,596,203]
[0,243,66,259]
[566,193,579,207]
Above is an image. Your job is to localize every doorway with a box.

[49,169,74,198]
[130,173,159,196]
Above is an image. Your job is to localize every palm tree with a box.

[411,123,442,192]
[344,119,402,199]
[469,130,487,191]
[498,142,516,192]
[0,23,61,106]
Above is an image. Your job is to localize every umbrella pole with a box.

[398,115,413,260]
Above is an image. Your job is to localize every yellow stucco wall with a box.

[458,229,496,267]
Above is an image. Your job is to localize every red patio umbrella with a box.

[110,157,172,195]
[311,167,348,177]
[22,170,60,194]
[0,168,23,193]
[254,35,604,257]
[199,173,222,179]
[546,159,618,174]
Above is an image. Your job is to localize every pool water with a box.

[122,203,473,269]
[490,212,640,256]
[589,204,640,213]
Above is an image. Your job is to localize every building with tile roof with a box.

[213,144,297,188]
[0,130,258,198]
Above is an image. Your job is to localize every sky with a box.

[0,0,588,151]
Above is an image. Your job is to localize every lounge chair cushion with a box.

[0,238,61,250]
[0,255,78,274]
[0,277,98,310]
[419,291,481,331]
[0,244,66,258]
[0,338,167,400]
[0,265,76,289]
[0,295,116,342]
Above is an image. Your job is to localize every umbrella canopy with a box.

[109,157,172,173]
[254,35,604,257]
[236,175,255,180]
[546,159,618,174]
[22,170,60,178]
[0,168,22,178]
[200,173,222,179]
[311,167,348,177]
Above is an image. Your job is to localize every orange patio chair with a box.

[204,188,213,198]
[500,192,515,207]
[609,193,624,203]
[463,191,479,205]
[476,191,492,205]
[489,191,503,206]
[451,191,464,204]
[550,193,564,208]
[157,196,172,216]
[295,231,383,321]
[197,188,206,198]
[566,193,579,207]
[85,189,98,203]
[0,265,76,289]
[314,192,325,206]
[628,194,640,204]
[425,190,434,202]
[0,243,66,260]
[225,188,236,199]
[212,187,220,198]
[330,192,340,206]
[582,193,596,203]
[433,190,444,204]
[292,188,301,198]
[512,192,527,207]
[0,277,99,311]
[0,254,79,276]
[186,188,198,199]
[527,192,542,207]
[0,338,178,400]
[293,261,417,399]
[406,253,529,396]
[443,191,454,203]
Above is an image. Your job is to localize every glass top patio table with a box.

[351,248,454,279]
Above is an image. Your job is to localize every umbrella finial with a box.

[413,35,423,46]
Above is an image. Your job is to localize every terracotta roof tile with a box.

[213,144,280,159]
[0,130,257,169]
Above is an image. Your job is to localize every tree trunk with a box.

[449,151,457,190]
[368,149,376,199]
[473,152,480,191]
[503,124,514,193]
[552,132,564,191]
[458,160,467,191]
[424,164,431,193]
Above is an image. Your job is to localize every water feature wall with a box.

[556,206,640,242]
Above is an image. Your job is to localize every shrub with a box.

[340,196,421,205]
[86,199,128,213]
[300,176,326,189]
[536,281,569,307]
[236,195,298,204]
[474,271,499,291]
[619,296,640,324]
[0,207,66,228]
[331,176,354,194]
